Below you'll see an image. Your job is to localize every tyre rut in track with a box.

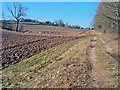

[89,37,103,88]
[100,38,119,63]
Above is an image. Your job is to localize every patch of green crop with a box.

[103,64,115,70]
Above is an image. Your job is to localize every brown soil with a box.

[89,37,103,88]
[25,37,93,88]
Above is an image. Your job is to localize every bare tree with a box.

[58,19,64,27]
[7,2,28,31]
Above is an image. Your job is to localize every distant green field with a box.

[24,25,82,31]
[8,22,86,31]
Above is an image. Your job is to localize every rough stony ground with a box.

[95,36,118,88]
[37,36,119,88]
[89,37,104,88]
[33,36,118,88]
[24,37,93,88]
[2,34,118,88]
[89,36,118,88]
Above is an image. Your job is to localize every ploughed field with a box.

[1,31,85,69]
[23,29,83,35]
[23,29,95,35]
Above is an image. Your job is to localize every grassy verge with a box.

[2,36,91,88]
[100,34,118,56]
[95,36,118,88]
[0,29,63,36]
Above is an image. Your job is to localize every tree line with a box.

[94,2,119,35]
[20,18,94,30]
[2,18,94,31]
[2,2,94,32]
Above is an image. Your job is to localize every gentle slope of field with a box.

[2,36,91,88]
[9,22,85,31]
[2,33,118,88]
[1,30,84,69]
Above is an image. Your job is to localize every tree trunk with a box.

[16,21,19,32]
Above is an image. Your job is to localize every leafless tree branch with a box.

[7,2,28,31]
